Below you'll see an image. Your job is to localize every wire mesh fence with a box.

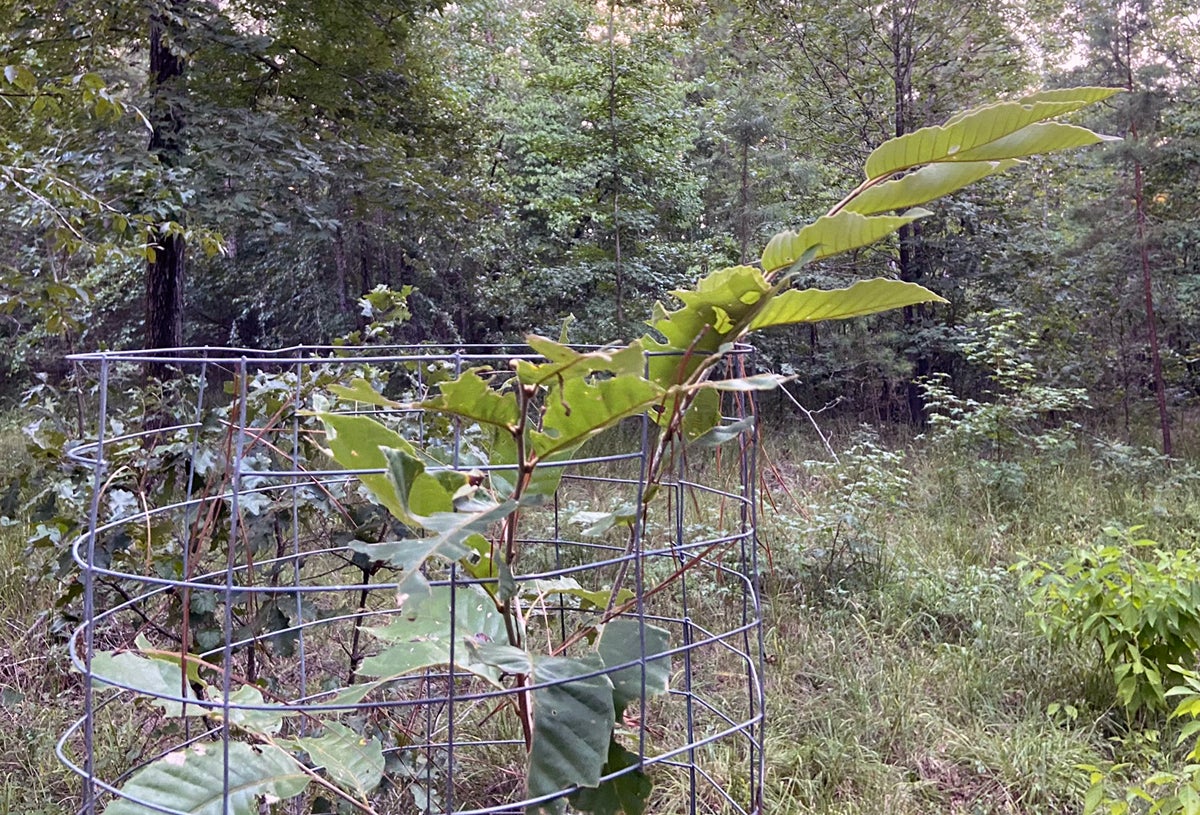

[56,345,765,815]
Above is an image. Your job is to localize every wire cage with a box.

[57,344,766,815]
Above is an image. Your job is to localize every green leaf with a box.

[843,160,1020,216]
[532,377,664,459]
[644,265,770,352]
[327,378,401,408]
[350,499,516,605]
[104,742,309,815]
[698,373,790,392]
[597,619,671,717]
[90,651,199,717]
[356,584,508,688]
[418,368,521,431]
[218,685,293,736]
[283,722,383,799]
[948,122,1118,163]
[382,446,453,519]
[517,336,645,385]
[318,413,421,524]
[3,64,36,93]
[866,97,1120,179]
[526,655,616,815]
[568,738,652,815]
[528,576,635,609]
[688,416,755,450]
[761,209,931,274]
[749,278,946,330]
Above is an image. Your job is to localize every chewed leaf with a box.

[104,742,308,815]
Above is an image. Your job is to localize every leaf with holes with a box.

[104,742,309,815]
[282,722,384,799]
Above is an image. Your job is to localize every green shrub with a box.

[1019,526,1200,715]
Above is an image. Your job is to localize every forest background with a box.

[4,0,1200,813]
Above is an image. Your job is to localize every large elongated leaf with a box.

[944,86,1122,126]
[528,656,615,814]
[865,97,1119,180]
[355,584,508,689]
[517,337,645,386]
[105,742,309,815]
[283,722,383,799]
[749,278,946,330]
[91,651,199,717]
[843,160,1019,216]
[761,209,930,275]
[948,122,1118,162]
[596,619,671,717]
[350,499,517,606]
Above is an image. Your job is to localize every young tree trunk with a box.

[145,1,188,378]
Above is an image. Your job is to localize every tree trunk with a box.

[145,1,188,377]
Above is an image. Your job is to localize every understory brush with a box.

[759,418,1200,814]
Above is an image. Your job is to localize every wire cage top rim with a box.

[66,341,758,366]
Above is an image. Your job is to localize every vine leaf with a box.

[761,209,931,275]
[568,738,652,815]
[281,722,384,799]
[749,278,946,330]
[469,646,615,815]
[90,650,199,717]
[597,619,671,718]
[104,742,309,815]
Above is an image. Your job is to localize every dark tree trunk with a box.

[145,2,187,378]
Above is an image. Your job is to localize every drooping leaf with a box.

[761,210,931,275]
[596,619,671,717]
[688,416,755,450]
[283,722,384,799]
[527,656,616,814]
[418,368,521,431]
[217,685,293,736]
[842,160,1020,216]
[749,278,946,330]
[527,576,635,609]
[104,742,309,815]
[318,413,420,524]
[381,446,453,519]
[90,651,199,717]
[697,373,790,392]
[568,738,652,815]
[349,499,516,606]
[865,97,1120,179]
